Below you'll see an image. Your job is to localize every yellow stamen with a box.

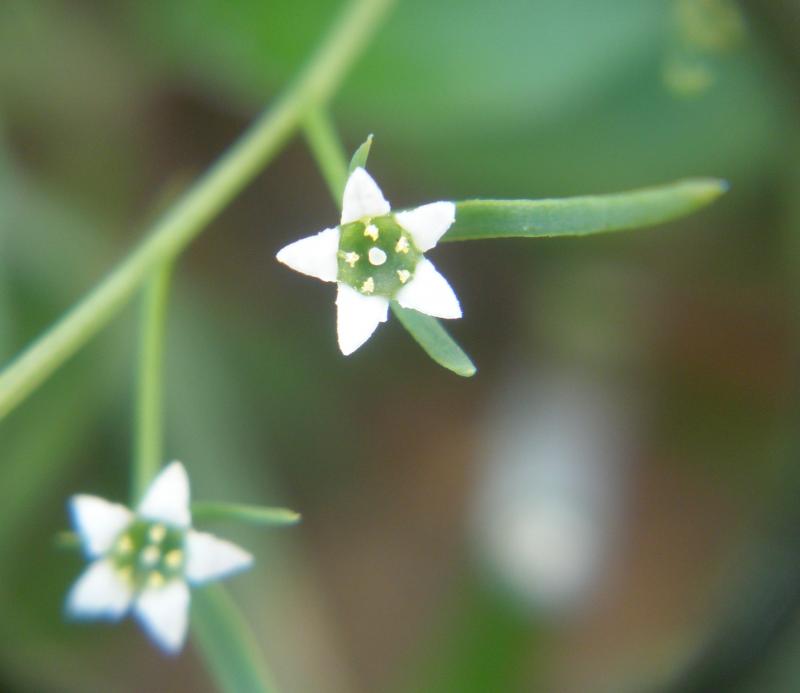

[397,269,411,284]
[364,224,379,241]
[361,277,375,294]
[395,236,410,254]
[148,524,167,543]
[343,251,360,268]
[147,571,166,589]
[165,549,183,569]
[116,535,134,554]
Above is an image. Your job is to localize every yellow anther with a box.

[141,545,161,566]
[117,566,134,583]
[343,251,360,267]
[164,549,184,569]
[361,277,375,294]
[116,535,134,554]
[397,269,411,284]
[395,236,410,254]
[364,224,379,241]
[147,571,166,589]
[148,524,167,543]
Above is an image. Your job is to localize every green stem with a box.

[132,263,173,503]
[0,0,395,421]
[303,109,349,202]
[131,261,276,692]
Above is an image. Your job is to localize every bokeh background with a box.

[2,1,800,691]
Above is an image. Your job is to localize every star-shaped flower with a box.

[276,167,462,355]
[65,461,252,654]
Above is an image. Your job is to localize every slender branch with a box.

[132,263,173,503]
[302,108,349,206]
[0,0,395,420]
[303,109,349,202]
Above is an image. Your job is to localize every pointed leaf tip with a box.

[191,502,302,527]
[348,134,374,175]
[391,303,476,377]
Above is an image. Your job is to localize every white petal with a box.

[335,283,390,355]
[396,258,462,319]
[134,580,190,654]
[184,530,253,585]
[394,201,455,252]
[341,167,391,224]
[275,227,340,283]
[66,559,133,621]
[136,461,191,529]
[70,495,133,558]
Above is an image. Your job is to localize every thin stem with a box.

[302,108,349,201]
[132,263,173,503]
[0,0,395,420]
[130,261,277,692]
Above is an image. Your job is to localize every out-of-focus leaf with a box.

[121,0,789,193]
[192,502,301,527]
[348,133,373,174]
[391,303,476,377]
[443,178,727,241]
[192,585,277,693]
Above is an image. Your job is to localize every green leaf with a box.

[391,303,476,378]
[192,502,301,527]
[192,585,278,693]
[444,178,728,241]
[348,133,373,174]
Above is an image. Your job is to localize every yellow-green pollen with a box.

[337,215,421,297]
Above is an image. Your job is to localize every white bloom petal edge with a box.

[137,461,191,529]
[276,227,340,283]
[185,530,253,585]
[134,580,191,655]
[341,167,391,224]
[394,201,455,252]
[396,258,462,319]
[70,495,133,558]
[66,559,134,621]
[336,283,390,355]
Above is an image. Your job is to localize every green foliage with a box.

[444,178,727,241]
[192,503,301,527]
[192,585,277,693]
[348,133,373,174]
[391,303,476,378]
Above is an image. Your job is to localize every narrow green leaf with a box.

[192,502,301,527]
[444,178,728,241]
[192,585,277,693]
[391,303,476,377]
[348,133,374,174]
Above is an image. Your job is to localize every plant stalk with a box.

[0,0,395,420]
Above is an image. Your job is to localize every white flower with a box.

[65,461,252,654]
[276,167,462,355]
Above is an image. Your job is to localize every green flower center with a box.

[110,519,185,590]
[337,215,421,297]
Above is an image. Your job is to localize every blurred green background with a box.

[2,0,800,691]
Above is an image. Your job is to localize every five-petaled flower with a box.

[65,461,252,654]
[276,167,462,355]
